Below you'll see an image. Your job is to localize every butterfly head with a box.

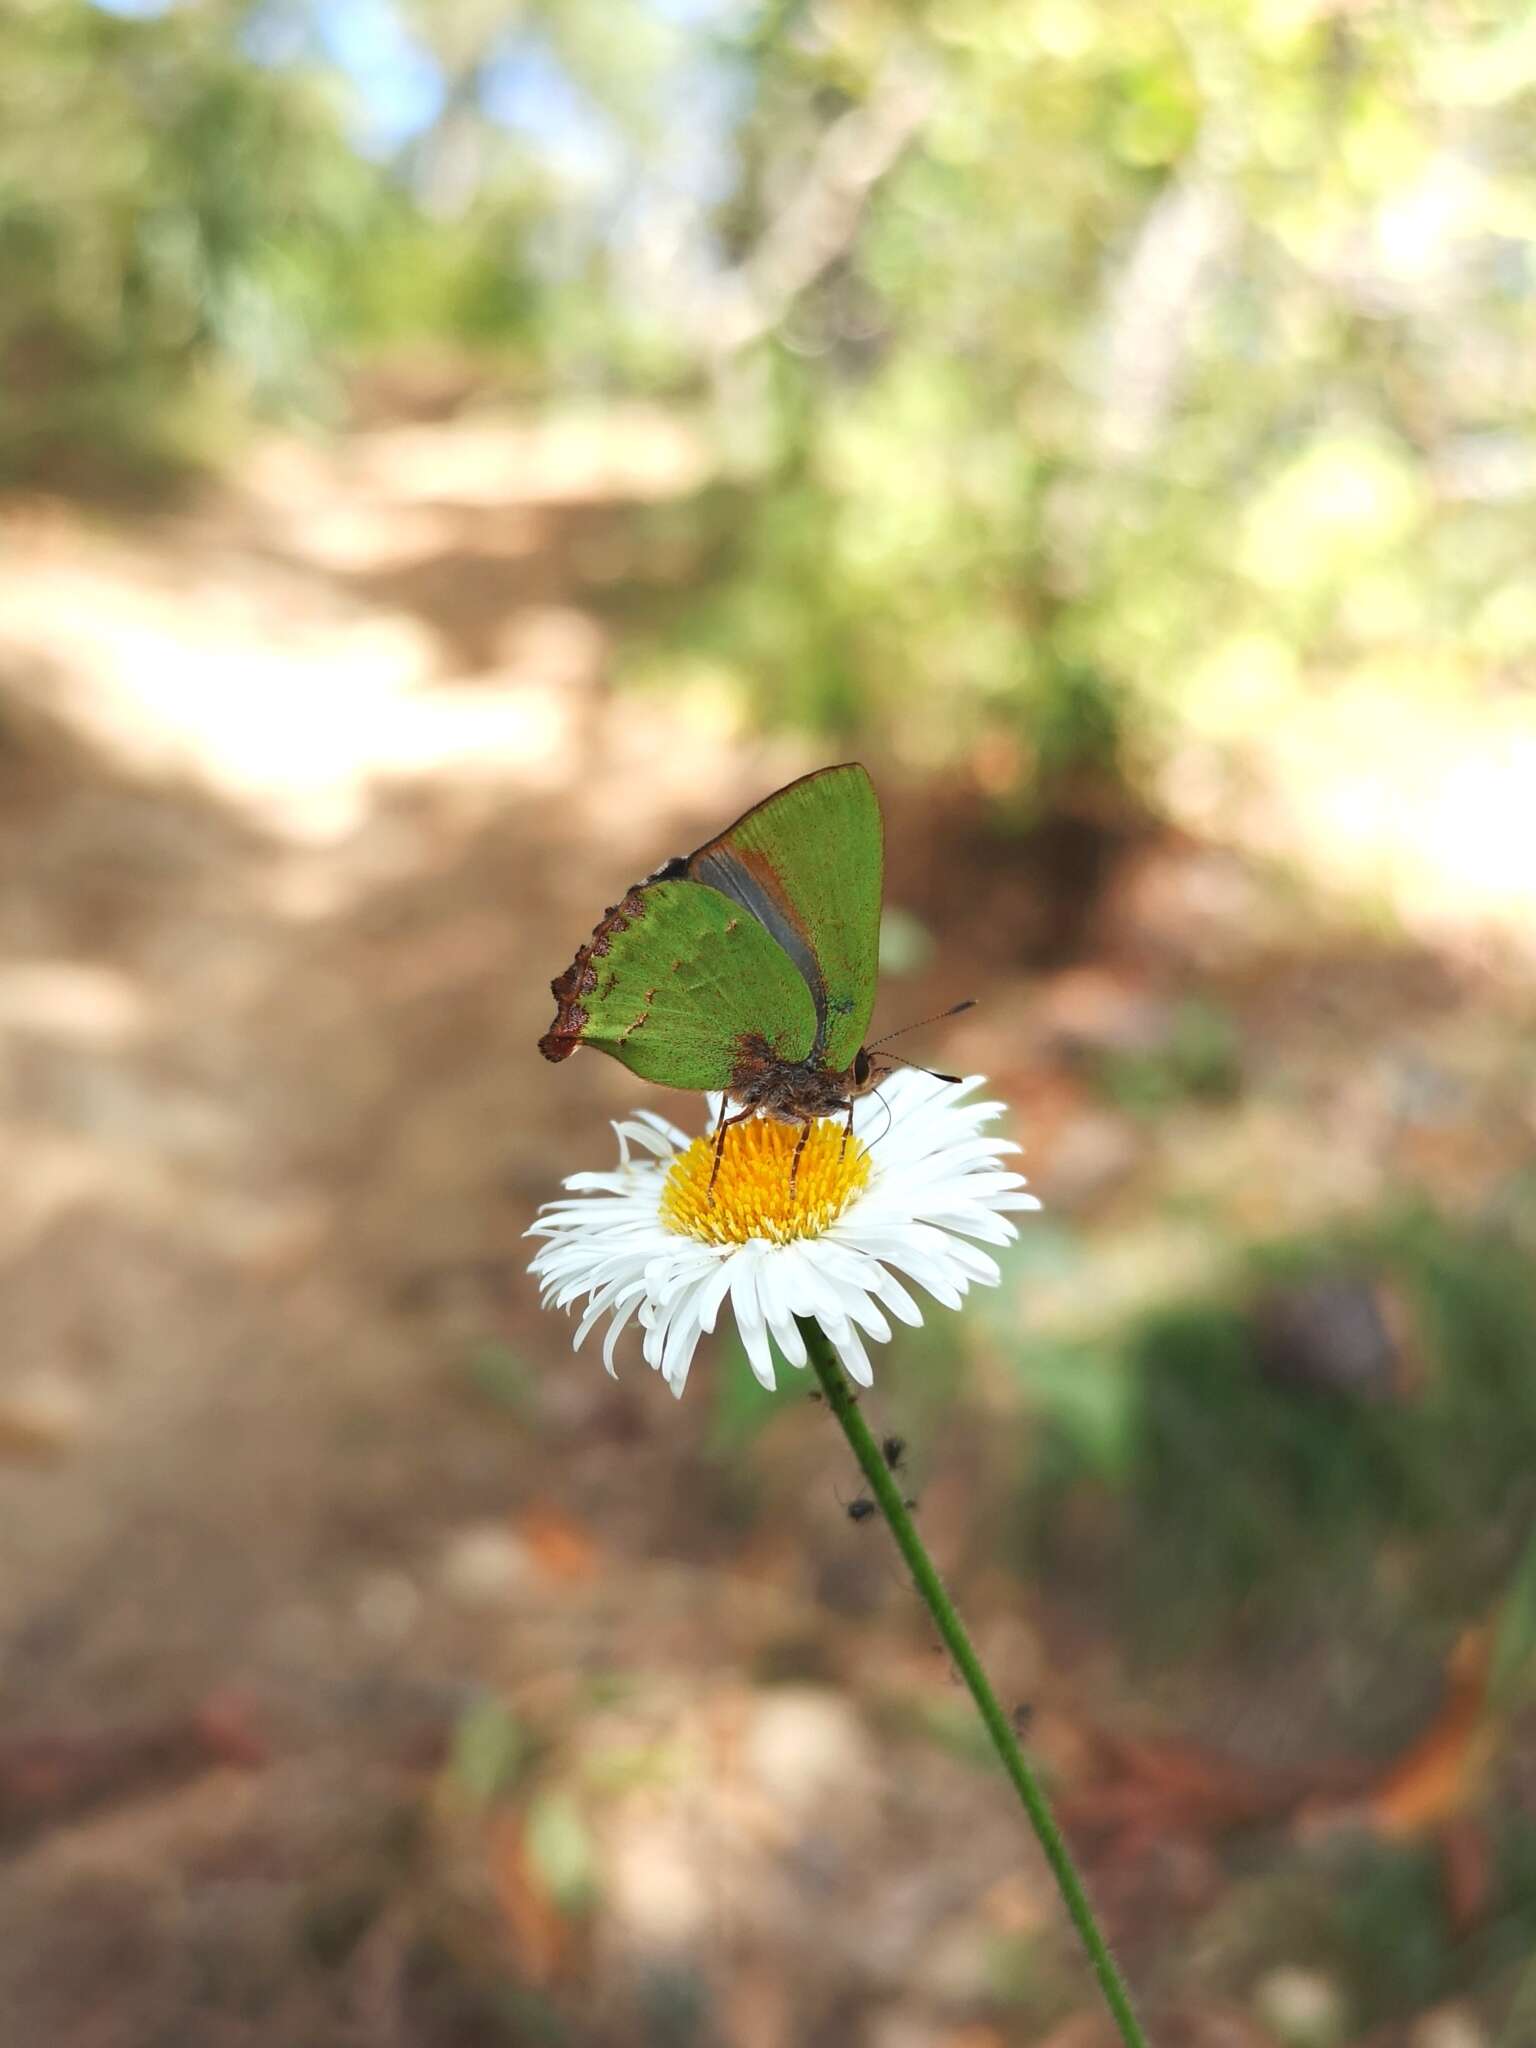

[855,999,975,1093]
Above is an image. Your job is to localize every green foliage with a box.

[0,1,370,480]
[1212,1818,1536,2031]
[449,1694,528,1807]
[0,0,554,485]
[338,202,544,353]
[523,1787,597,1911]
[1016,1206,1536,1646]
[644,0,1536,799]
[1096,997,1244,1115]
[1008,1336,1134,1484]
[1281,1818,1536,2030]
[15,0,1534,799]
[1285,1840,1454,2020]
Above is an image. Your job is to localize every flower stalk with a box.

[799,1314,1150,2048]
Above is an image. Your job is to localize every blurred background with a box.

[3,0,1536,2042]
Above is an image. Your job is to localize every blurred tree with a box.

[0,0,387,482]
[635,0,1536,807]
[5,0,1534,777]
[0,0,696,481]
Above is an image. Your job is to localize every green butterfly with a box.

[540,763,894,1179]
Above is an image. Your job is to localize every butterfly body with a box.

[724,1032,873,1125]
[539,765,884,1157]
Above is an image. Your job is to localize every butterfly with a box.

[540,763,958,1189]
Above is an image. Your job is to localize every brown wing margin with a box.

[538,886,648,1061]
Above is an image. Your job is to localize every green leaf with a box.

[525,1788,597,1911]
[449,1695,527,1809]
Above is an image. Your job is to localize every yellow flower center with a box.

[661,1116,871,1246]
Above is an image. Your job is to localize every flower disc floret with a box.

[661,1118,871,1245]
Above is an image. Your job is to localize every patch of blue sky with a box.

[116,0,748,262]
[649,0,744,24]
[240,0,444,157]
[480,36,627,191]
[307,0,445,155]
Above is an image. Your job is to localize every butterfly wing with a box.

[539,879,817,1090]
[679,762,883,1073]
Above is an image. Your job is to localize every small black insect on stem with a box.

[842,1435,917,1522]
[846,1491,917,1522]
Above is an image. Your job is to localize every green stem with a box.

[799,1316,1150,2048]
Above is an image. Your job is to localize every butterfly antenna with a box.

[876,1050,964,1085]
[865,998,976,1052]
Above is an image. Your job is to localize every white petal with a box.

[789,1242,891,1347]
[603,1292,644,1375]
[693,1254,738,1336]
[754,1255,805,1369]
[835,1227,963,1308]
[573,1279,628,1350]
[632,1108,692,1150]
[911,1206,1020,1247]
[660,1290,707,1395]
[759,1242,819,1322]
[858,1257,926,1328]
[729,1247,778,1391]
[771,1309,808,1369]
[642,1304,666,1370]
[610,1118,677,1163]
[842,1289,891,1345]
[926,1232,1003,1287]
[827,1315,874,1387]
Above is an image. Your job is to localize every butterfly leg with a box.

[788,1116,813,1198]
[707,1102,756,1201]
[840,1098,856,1157]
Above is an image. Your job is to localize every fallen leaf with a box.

[1059,1721,1320,1863]
[0,1696,267,1843]
[1367,1627,1494,1838]
[487,1808,566,1984]
[515,1502,601,1584]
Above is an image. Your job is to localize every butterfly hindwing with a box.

[681,763,883,1074]
[540,879,818,1090]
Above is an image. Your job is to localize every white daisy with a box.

[525,1069,1040,1397]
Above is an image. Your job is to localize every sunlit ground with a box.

[6,410,1536,947]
